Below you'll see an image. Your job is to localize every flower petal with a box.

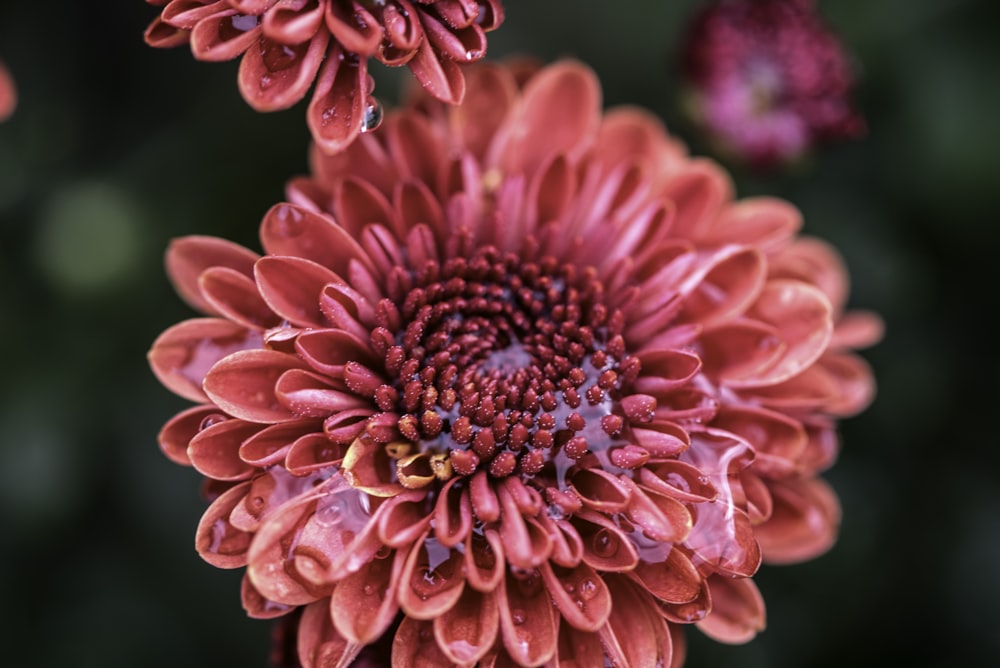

[498,568,557,666]
[490,60,600,176]
[149,318,263,403]
[255,255,343,327]
[190,11,261,62]
[307,45,368,155]
[298,599,363,668]
[539,561,611,632]
[433,587,500,666]
[755,476,840,564]
[199,266,279,329]
[695,574,766,644]
[238,32,328,111]
[158,405,224,466]
[196,481,253,568]
[203,348,307,423]
[165,235,259,315]
[188,418,260,480]
[599,575,673,668]
[330,549,402,644]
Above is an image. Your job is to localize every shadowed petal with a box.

[298,599,363,668]
[158,404,224,466]
[391,616,454,668]
[696,574,766,644]
[196,481,253,568]
[599,575,673,668]
[755,476,840,564]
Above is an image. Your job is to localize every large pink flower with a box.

[680,0,866,168]
[144,0,504,154]
[149,59,880,666]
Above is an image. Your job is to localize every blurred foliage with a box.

[1,1,998,666]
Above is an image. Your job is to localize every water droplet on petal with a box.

[361,96,383,133]
[511,608,526,625]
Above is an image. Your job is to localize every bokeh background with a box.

[1,1,998,666]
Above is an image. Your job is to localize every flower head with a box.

[680,0,866,168]
[149,59,880,666]
[144,0,504,154]
[0,59,16,122]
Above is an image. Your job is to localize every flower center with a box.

[372,247,641,487]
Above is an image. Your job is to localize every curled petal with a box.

[376,491,433,548]
[633,348,702,395]
[571,509,639,572]
[261,0,324,43]
[639,460,717,503]
[330,549,402,644]
[433,477,473,547]
[433,587,499,666]
[239,32,328,111]
[730,279,834,388]
[165,235,259,315]
[696,575,766,645]
[599,575,673,668]
[341,436,405,496]
[261,202,374,281]
[621,476,692,544]
[706,197,802,252]
[241,572,295,619]
[755,476,840,564]
[149,318,262,403]
[307,46,368,155]
[188,418,260,480]
[391,616,453,668]
[630,547,701,605]
[712,405,808,477]
[190,11,262,62]
[203,348,306,423]
[298,599,363,668]
[498,568,557,667]
[464,528,505,593]
[678,246,767,328]
[659,158,731,241]
[397,529,465,619]
[569,467,631,514]
[286,432,351,474]
[239,419,317,467]
[490,60,600,176]
[255,255,343,328]
[196,481,253,568]
[158,404,225,465]
[407,35,465,105]
[539,561,611,632]
[324,0,382,56]
[199,266,279,329]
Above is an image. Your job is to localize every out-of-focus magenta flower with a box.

[0,59,16,122]
[144,0,504,155]
[149,59,881,666]
[680,0,866,169]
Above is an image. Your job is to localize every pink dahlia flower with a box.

[144,0,504,154]
[0,59,16,122]
[680,0,866,168]
[149,59,881,666]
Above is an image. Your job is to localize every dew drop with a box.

[592,528,618,558]
[314,502,342,527]
[361,96,383,133]
[362,583,376,596]
[511,608,526,625]
[198,413,228,431]
[577,578,598,601]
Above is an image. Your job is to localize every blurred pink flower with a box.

[144,0,503,155]
[0,59,16,122]
[149,59,880,666]
[680,0,866,169]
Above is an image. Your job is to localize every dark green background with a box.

[1,1,997,666]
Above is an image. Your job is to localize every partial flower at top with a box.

[680,0,866,169]
[149,59,881,666]
[144,0,504,155]
[0,59,16,122]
